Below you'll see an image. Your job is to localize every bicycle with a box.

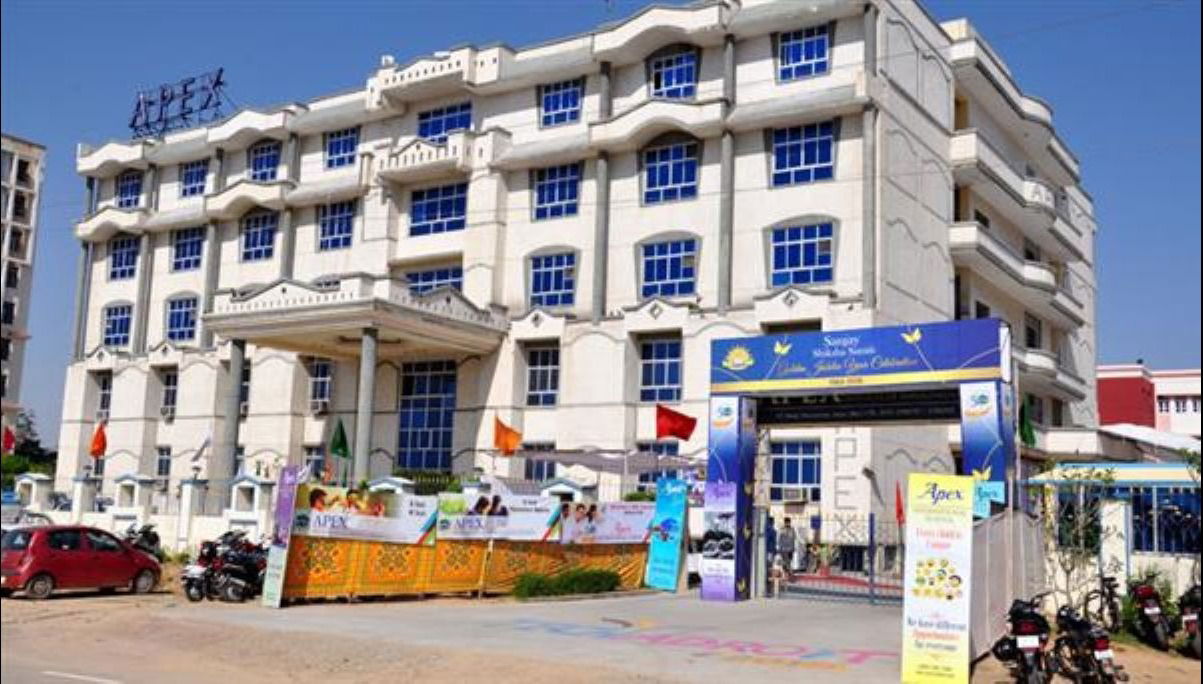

[1082,574,1123,633]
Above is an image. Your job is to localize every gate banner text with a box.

[293,483,437,545]
[437,493,561,541]
[561,501,654,544]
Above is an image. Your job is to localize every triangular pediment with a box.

[235,278,327,304]
[622,296,692,333]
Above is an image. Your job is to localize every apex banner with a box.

[561,501,654,544]
[292,483,437,545]
[437,493,561,541]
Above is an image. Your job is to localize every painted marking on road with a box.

[41,671,122,684]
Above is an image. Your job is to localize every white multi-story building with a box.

[1153,370,1201,439]
[2,133,46,422]
[55,0,1098,518]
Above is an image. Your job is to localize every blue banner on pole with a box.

[702,396,756,601]
[645,478,688,591]
[959,380,1011,515]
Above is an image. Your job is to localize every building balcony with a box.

[1015,346,1088,401]
[206,180,292,220]
[378,129,509,185]
[76,140,154,178]
[74,206,149,242]
[592,2,728,63]
[949,222,1085,329]
[367,47,483,109]
[205,275,507,357]
[590,98,725,152]
[207,108,295,149]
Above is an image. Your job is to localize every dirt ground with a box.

[972,640,1201,683]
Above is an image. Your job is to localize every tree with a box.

[1037,462,1117,610]
[1,410,57,490]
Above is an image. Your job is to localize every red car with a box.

[1,525,160,599]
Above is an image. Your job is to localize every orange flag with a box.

[89,421,108,460]
[493,417,522,456]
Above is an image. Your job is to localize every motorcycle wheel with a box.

[184,582,205,603]
[221,582,246,603]
[1025,669,1045,684]
[1152,621,1170,651]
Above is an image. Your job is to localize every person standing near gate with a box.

[765,516,778,596]
[778,518,797,577]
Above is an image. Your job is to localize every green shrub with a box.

[623,490,655,502]
[513,569,622,599]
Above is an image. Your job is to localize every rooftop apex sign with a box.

[129,68,227,139]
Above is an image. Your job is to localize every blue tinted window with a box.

[770,222,834,287]
[533,163,581,220]
[540,79,583,127]
[249,141,281,182]
[649,49,697,99]
[524,455,557,482]
[639,338,682,403]
[636,441,680,492]
[103,304,132,347]
[411,183,467,236]
[529,253,575,308]
[116,171,142,208]
[770,441,821,502]
[172,227,204,272]
[166,297,198,342]
[779,26,829,81]
[241,211,278,261]
[109,236,139,280]
[309,359,332,402]
[418,103,472,144]
[324,127,359,169]
[180,159,208,197]
[318,200,355,251]
[641,239,697,298]
[526,345,560,407]
[398,360,457,471]
[643,142,698,204]
[772,121,835,187]
[407,267,463,294]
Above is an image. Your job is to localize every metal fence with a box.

[968,510,1047,660]
[775,513,905,604]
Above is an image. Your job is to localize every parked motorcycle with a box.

[123,522,164,561]
[1128,573,1173,650]
[1053,604,1128,683]
[991,591,1056,683]
[1179,584,1201,659]
[181,530,267,603]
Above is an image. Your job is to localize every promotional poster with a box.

[292,484,437,545]
[901,473,975,684]
[701,396,756,602]
[958,380,1010,513]
[261,465,302,609]
[436,493,561,541]
[560,501,654,544]
[645,478,688,591]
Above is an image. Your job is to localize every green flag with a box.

[1019,399,1037,448]
[330,419,350,460]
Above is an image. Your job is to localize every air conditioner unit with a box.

[239,401,249,418]
[780,488,809,503]
[309,399,329,415]
[160,406,176,422]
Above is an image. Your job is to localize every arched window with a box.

[647,45,699,99]
[248,140,282,182]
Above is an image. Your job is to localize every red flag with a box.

[655,404,697,441]
[89,421,108,460]
[2,425,15,456]
[493,417,522,456]
[894,481,906,525]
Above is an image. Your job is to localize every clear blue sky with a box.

[2,0,1199,447]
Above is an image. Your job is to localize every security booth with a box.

[702,318,1015,602]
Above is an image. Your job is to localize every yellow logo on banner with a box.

[721,346,755,371]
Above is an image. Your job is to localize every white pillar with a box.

[70,475,97,523]
[176,477,204,552]
[353,328,378,484]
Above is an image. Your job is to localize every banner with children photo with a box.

[293,483,437,545]
[436,493,561,541]
[560,501,655,545]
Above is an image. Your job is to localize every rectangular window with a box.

[166,297,198,342]
[539,79,583,127]
[529,253,576,308]
[97,372,113,416]
[241,211,278,261]
[770,223,834,286]
[533,163,581,220]
[317,200,355,251]
[240,365,251,416]
[523,443,557,481]
[975,301,991,319]
[171,227,204,272]
[234,446,245,477]
[771,122,835,187]
[641,239,697,298]
[248,141,281,182]
[0,302,12,326]
[636,441,680,492]
[1157,397,1171,413]
[649,49,697,99]
[109,236,139,280]
[418,102,472,143]
[103,305,132,347]
[779,25,830,81]
[643,142,698,204]
[407,266,463,294]
[161,369,178,414]
[156,447,172,478]
[770,441,821,502]
[304,446,325,477]
[410,182,467,236]
[525,345,560,407]
[640,337,682,403]
[1175,397,1189,413]
[1024,313,1043,349]
[309,358,332,402]
[179,159,208,197]
[398,360,457,471]
[324,127,359,169]
[116,171,142,208]
[1026,394,1045,425]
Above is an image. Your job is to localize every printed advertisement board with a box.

[701,396,756,601]
[958,381,1010,513]
[437,493,561,541]
[561,501,654,545]
[901,473,975,684]
[261,465,302,609]
[292,483,437,545]
[645,478,688,591]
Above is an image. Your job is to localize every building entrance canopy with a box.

[204,275,508,357]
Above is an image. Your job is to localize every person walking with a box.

[778,517,797,577]
[764,515,778,596]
